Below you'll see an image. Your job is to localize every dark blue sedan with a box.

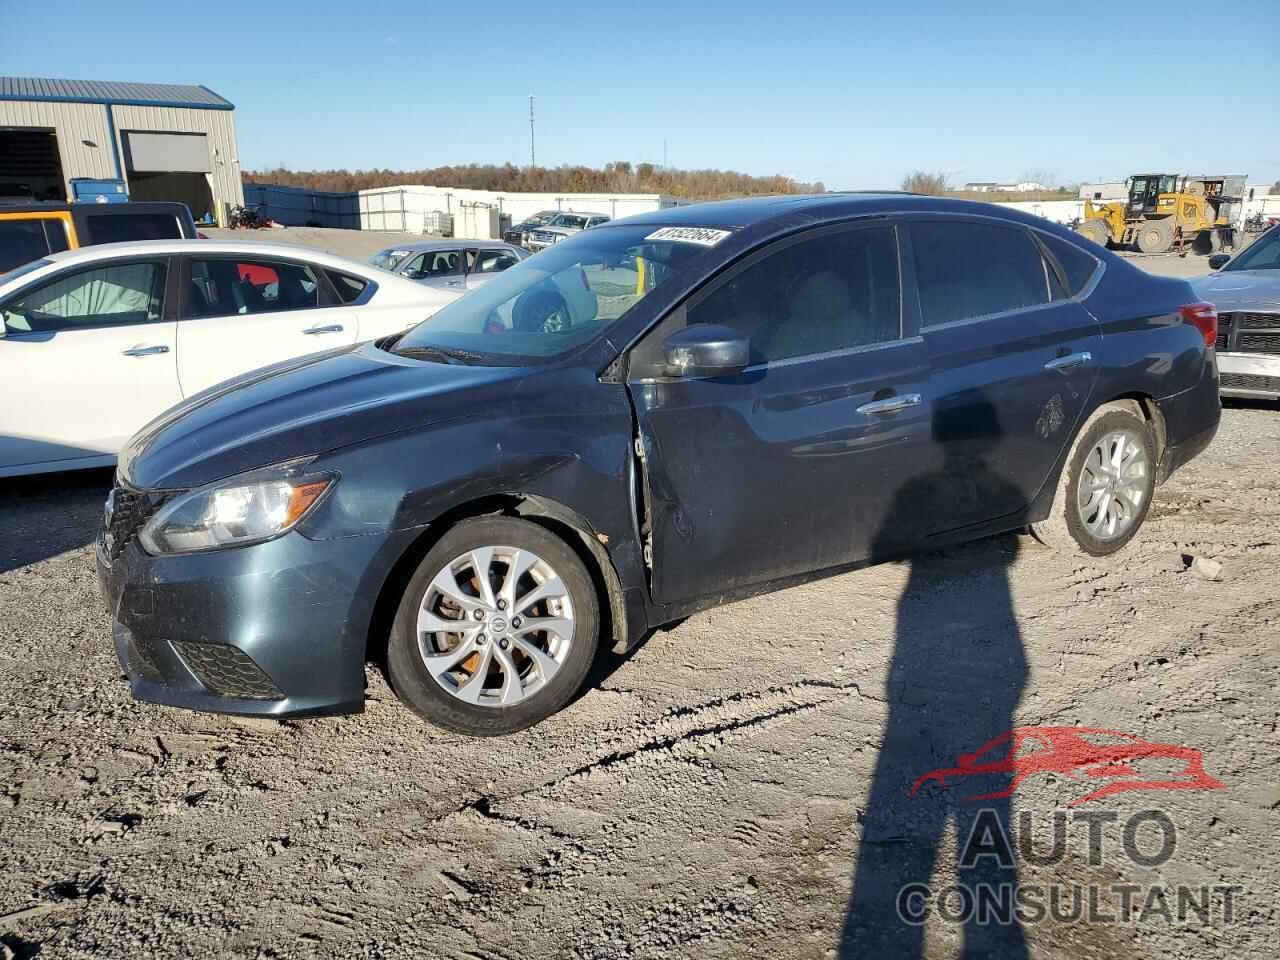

[98,194,1221,735]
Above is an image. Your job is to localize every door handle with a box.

[1044,351,1093,372]
[303,324,344,335]
[122,344,170,357]
[856,393,922,416]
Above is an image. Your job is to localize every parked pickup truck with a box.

[526,212,610,252]
[0,200,198,273]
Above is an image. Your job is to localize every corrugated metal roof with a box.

[0,77,233,110]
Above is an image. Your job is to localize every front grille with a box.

[530,231,556,243]
[1220,372,1280,394]
[1216,313,1232,351]
[172,641,284,700]
[1237,332,1280,354]
[1235,311,1280,330]
[104,486,169,560]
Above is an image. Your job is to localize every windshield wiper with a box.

[394,344,489,365]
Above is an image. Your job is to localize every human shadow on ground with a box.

[840,397,1030,958]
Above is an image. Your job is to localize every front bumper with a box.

[98,526,419,718]
[1217,351,1280,399]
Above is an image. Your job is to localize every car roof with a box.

[41,238,381,272]
[601,192,1077,235]
[376,239,520,254]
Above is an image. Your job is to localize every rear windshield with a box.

[392,224,712,363]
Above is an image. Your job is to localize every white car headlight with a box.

[140,469,335,555]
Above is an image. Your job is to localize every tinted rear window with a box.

[911,221,1049,327]
[81,212,183,245]
[1039,232,1099,299]
[327,270,369,303]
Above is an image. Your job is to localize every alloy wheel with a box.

[417,545,575,707]
[1076,428,1149,540]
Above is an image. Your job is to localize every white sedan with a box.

[0,239,457,477]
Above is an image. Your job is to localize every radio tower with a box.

[529,95,536,168]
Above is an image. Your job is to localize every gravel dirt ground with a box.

[1,244,1276,959]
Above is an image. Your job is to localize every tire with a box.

[1029,405,1157,558]
[1191,230,1216,256]
[1136,218,1174,254]
[387,516,600,736]
[1075,219,1111,249]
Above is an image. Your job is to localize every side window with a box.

[1038,233,1099,299]
[81,213,182,245]
[2,260,166,333]
[186,259,321,319]
[0,220,55,273]
[687,224,901,364]
[474,250,520,274]
[911,221,1049,327]
[326,271,369,304]
[43,218,69,254]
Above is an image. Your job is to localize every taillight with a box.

[1180,302,1217,348]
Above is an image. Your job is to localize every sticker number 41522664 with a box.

[644,226,733,247]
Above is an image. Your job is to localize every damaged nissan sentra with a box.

[99,194,1220,736]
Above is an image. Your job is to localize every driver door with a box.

[625,222,934,606]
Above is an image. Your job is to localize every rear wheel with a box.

[1030,406,1157,557]
[1075,219,1111,249]
[1137,218,1174,254]
[387,517,600,736]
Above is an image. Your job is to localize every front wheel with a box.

[1030,407,1157,557]
[387,517,600,736]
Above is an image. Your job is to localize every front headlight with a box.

[139,468,335,555]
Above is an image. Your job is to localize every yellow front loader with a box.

[1077,174,1247,255]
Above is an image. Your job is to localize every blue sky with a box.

[2,0,1277,190]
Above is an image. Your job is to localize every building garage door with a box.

[121,131,214,221]
[123,132,212,173]
[0,128,66,201]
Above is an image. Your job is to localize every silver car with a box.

[526,212,611,253]
[1194,224,1280,400]
[369,240,528,293]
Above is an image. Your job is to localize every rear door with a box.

[175,255,356,396]
[0,256,179,470]
[464,247,523,290]
[626,221,934,605]
[904,216,1102,533]
[401,248,466,293]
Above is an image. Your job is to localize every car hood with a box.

[121,341,525,490]
[1191,270,1280,314]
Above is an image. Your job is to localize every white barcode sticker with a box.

[644,226,733,247]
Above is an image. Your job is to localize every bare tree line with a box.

[244,162,824,200]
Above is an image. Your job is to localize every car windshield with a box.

[550,214,589,229]
[369,249,412,272]
[1225,228,1280,271]
[392,224,709,363]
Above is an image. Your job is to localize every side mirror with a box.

[1207,253,1231,270]
[663,324,749,378]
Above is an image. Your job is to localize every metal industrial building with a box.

[0,76,244,223]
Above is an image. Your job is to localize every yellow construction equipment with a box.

[1077,174,1247,255]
